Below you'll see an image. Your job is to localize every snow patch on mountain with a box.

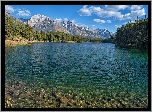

[27,14,114,38]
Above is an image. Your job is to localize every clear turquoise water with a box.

[5,42,148,107]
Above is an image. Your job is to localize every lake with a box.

[5,42,148,108]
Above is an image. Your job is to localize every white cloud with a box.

[90,6,102,12]
[121,8,146,20]
[5,6,31,17]
[94,19,112,24]
[129,5,143,11]
[15,7,21,11]
[107,20,112,23]
[5,5,14,13]
[55,18,62,22]
[78,5,146,20]
[78,5,92,16]
[92,25,95,26]
[94,19,106,24]
[17,10,31,16]
[104,5,128,11]
[78,5,124,19]
[97,10,122,18]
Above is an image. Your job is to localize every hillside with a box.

[114,16,148,50]
[5,12,103,45]
[5,11,148,50]
[23,14,114,39]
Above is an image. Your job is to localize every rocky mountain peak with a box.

[26,14,114,38]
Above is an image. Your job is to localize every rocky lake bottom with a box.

[5,42,148,108]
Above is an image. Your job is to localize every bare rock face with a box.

[26,14,115,38]
[6,11,115,38]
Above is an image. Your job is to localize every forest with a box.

[5,13,102,44]
[5,12,148,50]
[113,15,148,50]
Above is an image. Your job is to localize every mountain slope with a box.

[5,11,23,23]
[26,14,70,33]
[27,14,114,38]
[5,12,103,44]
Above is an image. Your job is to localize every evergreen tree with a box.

[114,16,148,50]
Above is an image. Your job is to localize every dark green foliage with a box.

[5,13,103,43]
[89,38,102,43]
[102,38,114,43]
[114,16,148,50]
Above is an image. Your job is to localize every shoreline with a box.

[5,40,38,47]
[4,40,61,47]
[5,40,78,47]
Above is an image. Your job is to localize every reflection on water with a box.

[5,42,148,108]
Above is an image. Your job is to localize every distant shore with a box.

[5,40,38,47]
[5,40,78,47]
[66,41,76,43]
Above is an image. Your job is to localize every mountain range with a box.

[6,11,115,38]
[24,14,115,38]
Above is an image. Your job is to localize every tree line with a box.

[6,12,148,50]
[5,13,102,43]
[112,15,148,50]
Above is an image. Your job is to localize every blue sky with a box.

[5,5,148,33]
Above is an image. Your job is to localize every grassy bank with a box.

[5,40,42,47]
[5,40,82,47]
